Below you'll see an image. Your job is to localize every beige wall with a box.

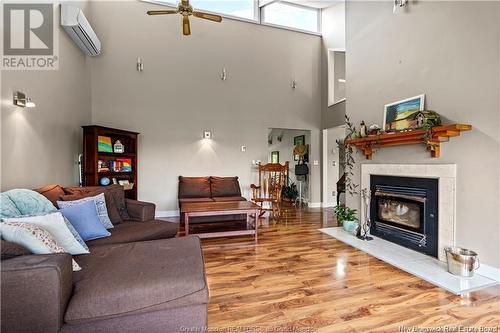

[88,1,322,213]
[1,2,91,190]
[321,2,346,129]
[345,1,500,267]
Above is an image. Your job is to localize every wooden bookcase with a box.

[82,125,139,200]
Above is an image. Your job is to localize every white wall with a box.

[346,1,500,268]
[1,2,91,190]
[88,1,322,212]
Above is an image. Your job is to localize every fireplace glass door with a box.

[375,193,424,233]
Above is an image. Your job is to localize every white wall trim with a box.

[156,210,180,218]
[310,202,334,208]
[476,263,500,283]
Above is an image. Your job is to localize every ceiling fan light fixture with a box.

[147,0,222,36]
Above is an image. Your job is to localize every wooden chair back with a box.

[253,162,289,202]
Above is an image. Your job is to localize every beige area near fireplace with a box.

[361,164,456,262]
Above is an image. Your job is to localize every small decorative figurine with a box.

[360,121,368,137]
[368,124,381,135]
[415,110,442,129]
[113,140,124,153]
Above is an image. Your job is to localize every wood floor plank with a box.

[187,207,500,332]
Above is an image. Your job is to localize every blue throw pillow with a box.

[60,200,111,241]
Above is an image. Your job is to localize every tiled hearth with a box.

[319,227,498,295]
[321,164,499,294]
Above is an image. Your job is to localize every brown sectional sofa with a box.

[1,185,208,333]
[178,176,247,223]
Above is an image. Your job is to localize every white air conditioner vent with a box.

[61,4,101,56]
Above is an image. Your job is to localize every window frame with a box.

[260,1,322,35]
[141,0,322,36]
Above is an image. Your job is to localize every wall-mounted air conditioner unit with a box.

[61,4,101,56]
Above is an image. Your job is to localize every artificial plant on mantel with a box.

[336,115,359,196]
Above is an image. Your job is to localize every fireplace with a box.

[370,175,439,258]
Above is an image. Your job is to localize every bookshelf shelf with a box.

[82,125,139,200]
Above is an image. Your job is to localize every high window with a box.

[145,0,321,35]
[261,2,320,33]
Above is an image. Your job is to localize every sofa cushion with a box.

[178,177,211,198]
[62,186,125,224]
[212,196,246,202]
[1,240,31,260]
[67,237,208,324]
[85,220,178,247]
[178,197,214,204]
[35,184,66,206]
[210,177,242,197]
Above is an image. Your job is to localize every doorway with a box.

[322,125,346,207]
[268,128,311,205]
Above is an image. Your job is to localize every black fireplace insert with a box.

[370,175,438,257]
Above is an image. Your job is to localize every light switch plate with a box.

[313,160,319,165]
[241,146,246,152]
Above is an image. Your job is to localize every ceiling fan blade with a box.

[182,16,191,36]
[192,11,222,23]
[147,10,178,15]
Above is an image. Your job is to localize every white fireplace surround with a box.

[361,164,456,262]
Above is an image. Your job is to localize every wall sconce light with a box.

[393,0,408,13]
[203,130,212,139]
[13,92,36,108]
[221,67,227,81]
[291,79,298,89]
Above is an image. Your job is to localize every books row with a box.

[98,158,132,173]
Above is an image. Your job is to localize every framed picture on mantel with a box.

[383,94,425,131]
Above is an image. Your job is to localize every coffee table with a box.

[180,201,260,241]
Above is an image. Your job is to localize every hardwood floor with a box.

[198,207,500,332]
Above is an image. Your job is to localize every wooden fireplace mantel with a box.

[345,124,472,160]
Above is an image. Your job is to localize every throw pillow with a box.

[3,212,89,255]
[2,189,57,216]
[1,240,31,260]
[63,185,129,222]
[0,193,22,219]
[0,221,81,271]
[35,184,65,206]
[60,191,122,225]
[58,193,114,229]
[62,216,89,251]
[60,200,111,241]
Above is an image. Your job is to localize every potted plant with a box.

[333,206,359,235]
[281,182,299,202]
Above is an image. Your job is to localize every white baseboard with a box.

[322,202,336,208]
[156,210,180,218]
[476,263,500,283]
[310,202,336,208]
[309,202,322,208]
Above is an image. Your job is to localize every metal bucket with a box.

[444,246,480,277]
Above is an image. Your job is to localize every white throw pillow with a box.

[0,221,81,271]
[3,212,89,255]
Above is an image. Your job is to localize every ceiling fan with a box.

[147,0,222,36]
